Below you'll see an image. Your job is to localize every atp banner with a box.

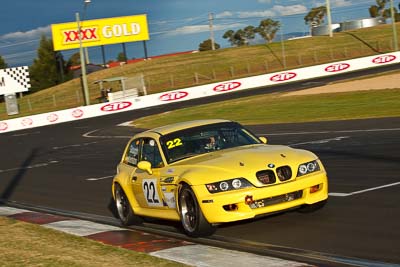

[51,14,149,51]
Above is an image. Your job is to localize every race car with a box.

[112,119,328,237]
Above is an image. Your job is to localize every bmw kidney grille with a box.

[277,166,292,181]
[256,170,276,184]
[256,166,292,185]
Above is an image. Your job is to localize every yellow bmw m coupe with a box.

[112,119,328,236]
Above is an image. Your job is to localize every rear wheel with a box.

[178,184,216,237]
[114,183,143,225]
[298,199,327,213]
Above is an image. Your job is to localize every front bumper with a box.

[193,172,328,224]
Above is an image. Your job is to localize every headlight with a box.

[206,178,253,193]
[297,160,320,177]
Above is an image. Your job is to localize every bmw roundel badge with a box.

[268,163,275,168]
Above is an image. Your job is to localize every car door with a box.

[132,138,166,209]
[119,138,140,197]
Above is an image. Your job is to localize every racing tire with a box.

[114,183,143,225]
[298,199,327,213]
[178,184,216,237]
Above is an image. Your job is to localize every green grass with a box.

[0,217,187,267]
[1,23,400,120]
[131,88,400,128]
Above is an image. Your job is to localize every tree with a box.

[304,6,327,27]
[256,19,280,44]
[67,52,81,66]
[29,35,64,92]
[243,26,256,45]
[0,55,7,69]
[223,29,246,47]
[117,52,127,62]
[369,0,400,21]
[198,39,220,51]
[223,30,235,46]
[369,0,388,18]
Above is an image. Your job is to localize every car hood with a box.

[165,144,318,185]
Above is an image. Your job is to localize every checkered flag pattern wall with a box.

[4,66,31,89]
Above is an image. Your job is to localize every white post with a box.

[326,0,333,37]
[76,12,90,106]
[209,13,216,50]
[280,19,287,69]
[390,0,399,51]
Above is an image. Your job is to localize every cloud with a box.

[313,1,325,6]
[166,23,246,36]
[215,11,234,19]
[272,5,307,16]
[237,10,275,18]
[0,25,51,41]
[257,0,272,3]
[216,5,307,19]
[332,0,352,7]
[313,0,351,8]
[214,23,247,31]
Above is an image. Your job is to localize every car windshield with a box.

[160,122,261,163]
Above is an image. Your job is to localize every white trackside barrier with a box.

[1,52,399,134]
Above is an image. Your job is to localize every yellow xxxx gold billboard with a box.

[51,14,149,51]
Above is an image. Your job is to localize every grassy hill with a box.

[1,23,399,120]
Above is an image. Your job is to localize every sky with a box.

[0,0,384,67]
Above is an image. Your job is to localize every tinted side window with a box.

[124,139,140,166]
[140,138,164,168]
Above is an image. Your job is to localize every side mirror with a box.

[259,136,268,144]
[137,161,153,175]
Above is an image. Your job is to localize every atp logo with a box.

[372,55,396,64]
[270,72,297,82]
[101,102,132,112]
[325,63,350,72]
[213,82,241,92]
[0,122,8,131]
[160,91,188,101]
[47,114,59,123]
[21,118,33,127]
[72,109,84,118]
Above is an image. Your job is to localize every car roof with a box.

[144,119,232,136]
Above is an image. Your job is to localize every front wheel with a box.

[114,183,143,225]
[178,184,216,237]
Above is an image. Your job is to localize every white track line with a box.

[256,127,400,136]
[0,160,59,173]
[11,131,41,137]
[118,121,133,127]
[329,181,400,197]
[82,129,131,139]
[290,136,350,146]
[53,141,98,150]
[86,175,115,181]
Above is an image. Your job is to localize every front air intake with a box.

[277,166,292,181]
[256,170,276,185]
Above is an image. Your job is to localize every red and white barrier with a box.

[1,52,399,134]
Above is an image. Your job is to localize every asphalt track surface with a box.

[0,65,399,265]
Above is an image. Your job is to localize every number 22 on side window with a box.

[166,138,182,149]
